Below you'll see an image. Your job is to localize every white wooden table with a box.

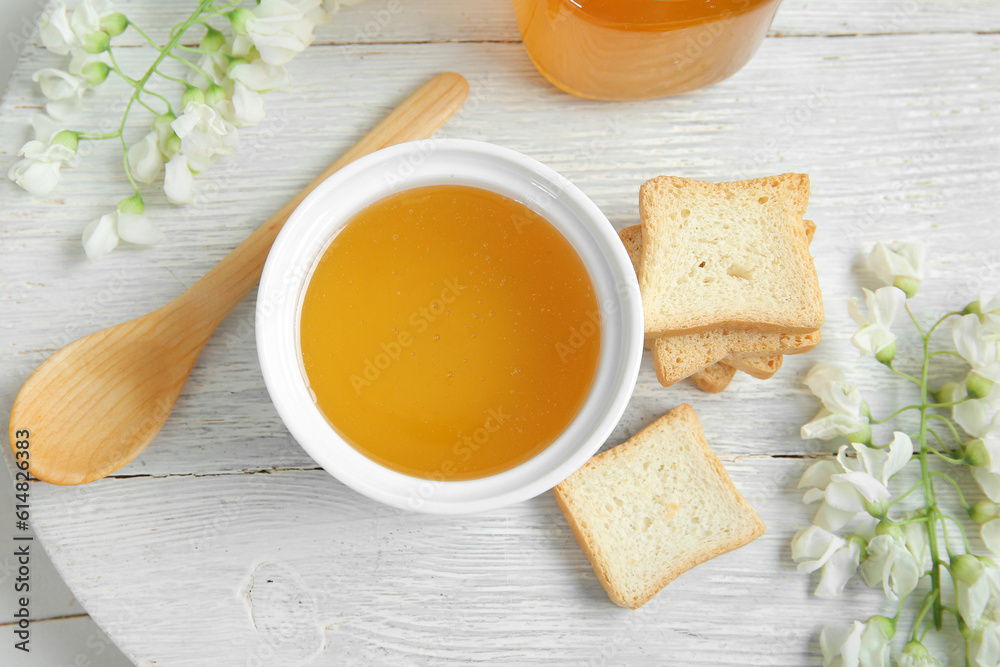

[2,1,999,664]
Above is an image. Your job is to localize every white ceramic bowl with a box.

[257,139,643,514]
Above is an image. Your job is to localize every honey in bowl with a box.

[299,185,602,481]
[513,0,782,100]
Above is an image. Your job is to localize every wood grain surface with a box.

[2,0,999,664]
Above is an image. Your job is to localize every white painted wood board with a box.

[1,0,998,664]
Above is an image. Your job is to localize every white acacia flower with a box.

[954,314,1000,384]
[82,208,163,259]
[802,434,913,530]
[170,102,238,172]
[859,533,921,600]
[126,132,164,184]
[33,68,85,101]
[214,83,267,127]
[819,618,892,667]
[969,622,1000,667]
[951,380,1000,440]
[982,519,1000,555]
[974,468,1000,504]
[82,211,119,259]
[868,241,926,297]
[163,154,195,204]
[30,114,67,144]
[71,0,114,37]
[902,518,933,575]
[953,555,1000,629]
[820,621,863,667]
[896,641,940,667]
[229,61,292,92]
[7,140,76,195]
[32,68,90,117]
[848,287,906,362]
[801,363,870,442]
[791,524,862,597]
[116,212,164,246]
[38,3,77,55]
[243,0,319,66]
[188,52,229,89]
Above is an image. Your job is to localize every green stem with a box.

[928,413,964,445]
[906,303,926,337]
[885,482,924,511]
[78,131,121,141]
[927,311,963,339]
[916,315,945,630]
[871,404,921,425]
[154,68,190,86]
[127,21,162,51]
[928,448,964,465]
[113,0,214,188]
[940,513,973,552]
[892,367,923,385]
[911,589,939,642]
[167,51,216,84]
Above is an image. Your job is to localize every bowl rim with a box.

[256,138,643,514]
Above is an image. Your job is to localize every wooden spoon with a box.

[8,72,470,485]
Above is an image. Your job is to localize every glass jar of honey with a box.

[512,0,783,101]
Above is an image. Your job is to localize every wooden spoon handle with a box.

[169,72,469,330]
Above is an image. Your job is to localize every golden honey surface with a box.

[299,185,602,480]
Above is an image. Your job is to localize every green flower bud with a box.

[226,57,250,76]
[867,615,896,640]
[900,640,932,660]
[204,83,226,107]
[875,341,897,366]
[181,86,205,107]
[50,130,79,152]
[967,372,995,399]
[864,500,885,519]
[82,31,110,54]
[117,194,145,215]
[875,522,903,540]
[964,439,990,468]
[164,134,182,157]
[152,112,176,134]
[893,276,920,298]
[951,554,984,584]
[847,535,869,559]
[201,26,226,52]
[934,381,962,404]
[970,499,999,525]
[100,12,128,37]
[227,8,254,35]
[81,61,111,85]
[846,422,873,446]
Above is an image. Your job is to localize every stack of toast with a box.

[619,173,824,392]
